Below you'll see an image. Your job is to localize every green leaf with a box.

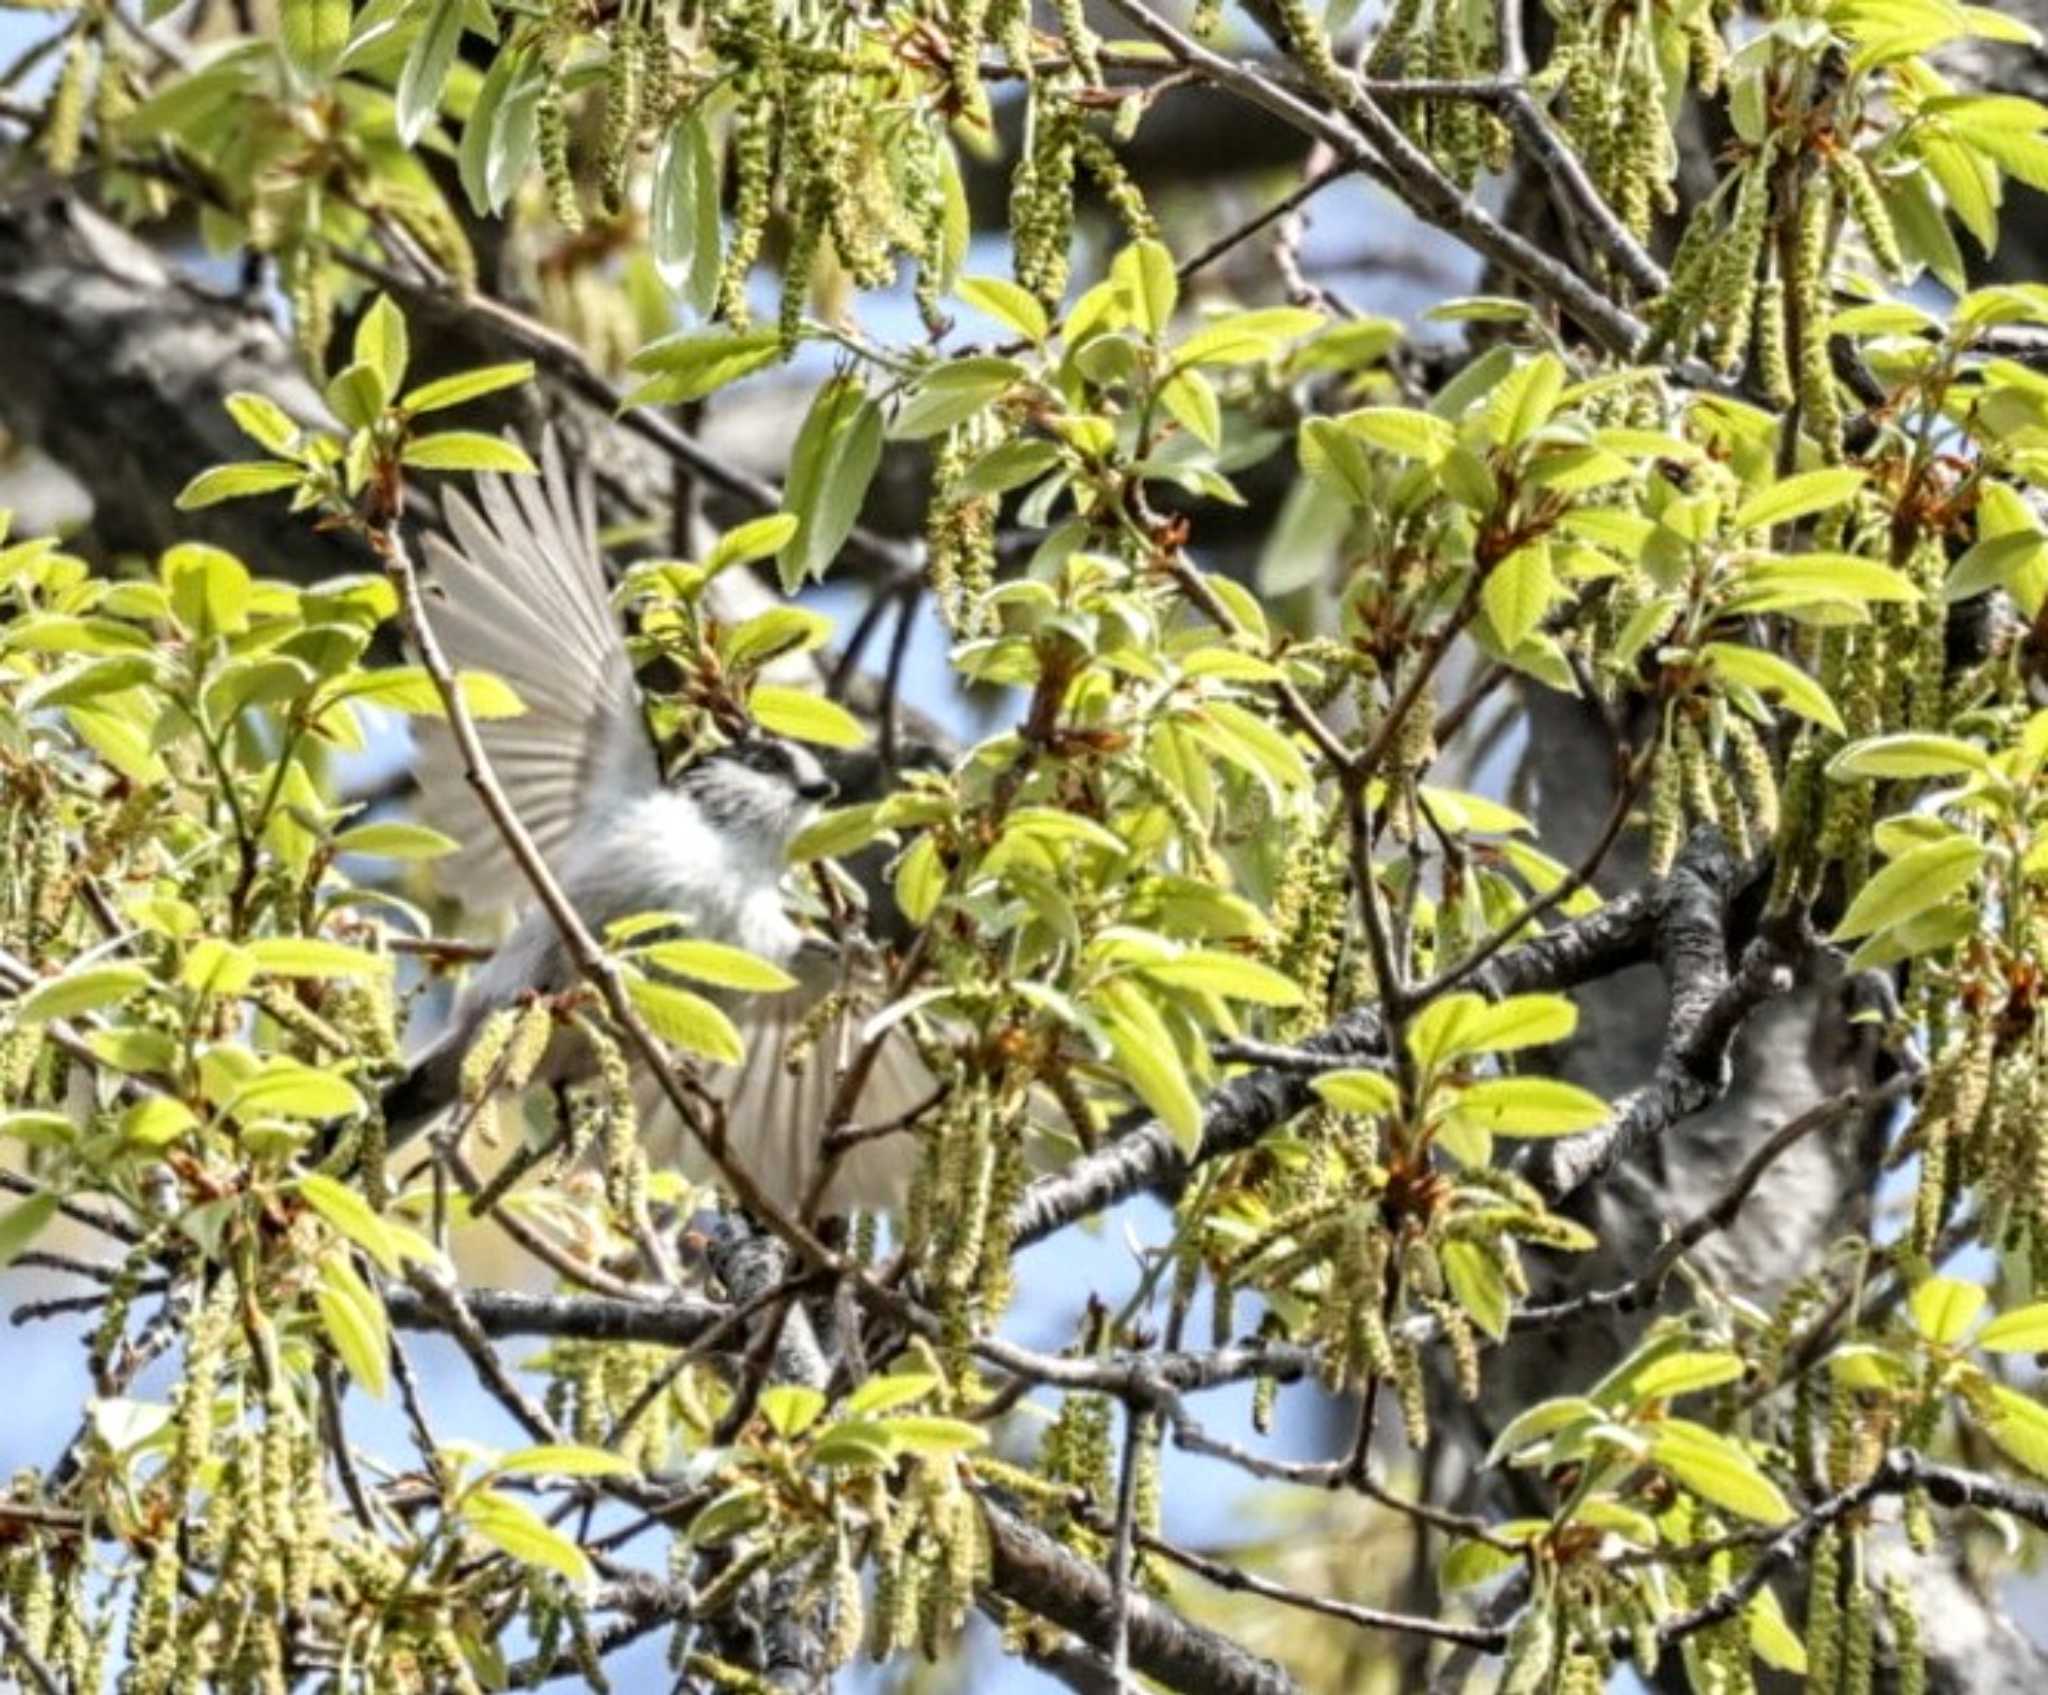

[1826,733,1990,780]
[1650,1423,1794,1524]
[1141,951,1304,1007]
[1343,405,1454,463]
[687,1484,767,1546]
[120,1097,198,1150]
[463,1490,595,1586]
[340,666,526,719]
[1200,700,1312,790]
[1831,835,1988,941]
[1406,992,1486,1072]
[649,110,722,314]
[747,685,868,749]
[17,963,152,1024]
[1732,468,1868,531]
[1439,1533,1531,1591]
[1947,530,2048,605]
[1482,543,1555,651]
[491,1444,634,1479]
[779,377,883,593]
[246,937,382,980]
[0,1193,58,1269]
[706,514,800,575]
[1909,1275,1987,1345]
[1462,994,1578,1054]
[623,328,781,408]
[1453,1076,1608,1136]
[844,1372,940,1417]
[332,821,463,860]
[181,938,256,996]
[395,0,463,146]
[230,1060,365,1121]
[893,835,945,926]
[887,357,1023,440]
[316,1253,390,1398]
[626,974,745,1064]
[0,1112,75,1151]
[1441,1238,1511,1341]
[809,1422,902,1470]
[1484,1398,1602,1467]
[1980,1384,2048,1479]
[1159,369,1223,450]
[880,1415,990,1455]
[401,362,535,415]
[353,294,409,396]
[458,38,527,217]
[957,274,1049,342]
[760,1385,827,1438]
[1748,1585,1808,1674]
[325,361,388,431]
[1630,1350,1744,1401]
[226,392,302,455]
[637,938,797,993]
[1311,1069,1401,1115]
[1298,418,1376,506]
[723,607,833,671]
[401,432,536,475]
[1111,238,1178,335]
[1102,1004,1202,1157]
[958,439,1062,498]
[1976,1301,2048,1352]
[174,462,302,510]
[298,1173,401,1272]
[162,543,253,643]
[280,0,351,85]
[1701,642,1844,734]
[1484,353,1566,448]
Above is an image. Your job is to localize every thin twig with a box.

[0,1601,65,1695]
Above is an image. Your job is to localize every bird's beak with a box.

[799,777,838,803]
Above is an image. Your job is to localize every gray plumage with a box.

[390,433,925,1213]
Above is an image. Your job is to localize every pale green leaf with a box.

[747,685,868,748]
[1831,836,1988,941]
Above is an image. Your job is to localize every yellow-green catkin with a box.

[1013,93,1077,309]
[1802,1525,1844,1689]
[460,1006,519,1105]
[946,0,993,132]
[538,69,582,233]
[600,23,645,216]
[1725,715,1779,845]
[717,9,780,325]
[1755,270,1794,405]
[1070,127,1158,244]
[1270,0,1352,108]
[41,29,91,175]
[1053,0,1102,86]
[1431,3,1482,190]
[1646,733,1684,876]
[1829,147,1903,278]
[1794,172,1843,459]
[1882,1571,1924,1695]
[1707,138,1779,375]
[1650,190,1727,354]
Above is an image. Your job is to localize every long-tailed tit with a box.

[383,433,925,1213]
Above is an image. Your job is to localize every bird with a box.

[381,431,928,1215]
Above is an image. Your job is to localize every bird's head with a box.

[674,734,837,855]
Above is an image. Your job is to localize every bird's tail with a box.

[379,1033,461,1147]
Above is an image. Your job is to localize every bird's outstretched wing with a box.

[637,943,933,1216]
[413,430,659,903]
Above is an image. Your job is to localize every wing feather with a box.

[411,430,659,904]
[638,975,930,1215]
